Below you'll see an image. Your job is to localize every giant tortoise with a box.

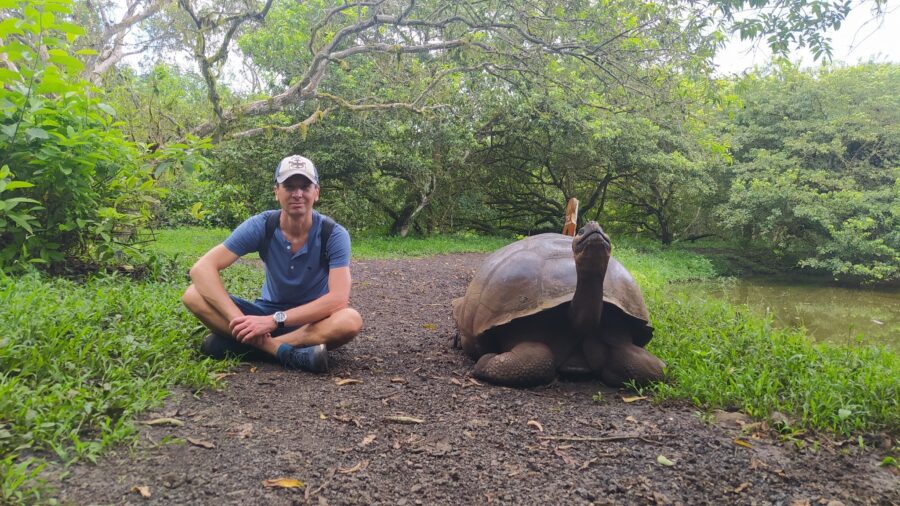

[452,222,665,387]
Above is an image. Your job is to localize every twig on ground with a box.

[538,433,675,444]
[305,467,336,503]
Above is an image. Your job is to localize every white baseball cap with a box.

[275,155,319,185]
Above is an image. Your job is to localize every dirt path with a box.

[57,254,898,505]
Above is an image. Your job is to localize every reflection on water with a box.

[677,277,899,350]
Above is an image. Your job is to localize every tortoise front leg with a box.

[472,342,556,387]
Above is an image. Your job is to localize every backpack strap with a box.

[260,210,281,261]
[260,210,336,271]
[319,214,336,271]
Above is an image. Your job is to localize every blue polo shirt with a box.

[223,210,351,306]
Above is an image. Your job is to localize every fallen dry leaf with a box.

[467,378,483,386]
[360,434,377,447]
[249,366,258,373]
[187,438,215,449]
[132,485,151,498]
[338,460,369,474]
[554,447,577,466]
[734,438,753,449]
[142,417,183,427]
[579,458,599,471]
[384,415,425,424]
[335,378,362,386]
[656,455,675,466]
[625,416,638,424]
[621,395,647,403]
[527,420,544,432]
[449,378,463,386]
[319,412,327,420]
[732,482,751,494]
[235,423,253,439]
[422,323,437,331]
[213,372,234,381]
[262,477,305,489]
[390,377,408,384]
[749,457,768,470]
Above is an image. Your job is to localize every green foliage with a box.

[0,0,149,268]
[0,269,230,499]
[717,63,900,284]
[0,0,211,273]
[101,64,212,146]
[0,455,45,504]
[157,174,249,229]
[721,0,873,60]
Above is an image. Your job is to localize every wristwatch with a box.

[273,311,287,329]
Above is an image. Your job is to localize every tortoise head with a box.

[572,221,611,272]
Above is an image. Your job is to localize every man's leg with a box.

[262,308,362,372]
[181,284,233,336]
[274,308,363,350]
[182,285,271,361]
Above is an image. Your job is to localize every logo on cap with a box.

[275,155,318,185]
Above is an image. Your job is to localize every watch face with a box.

[274,311,286,323]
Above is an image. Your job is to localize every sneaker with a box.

[277,343,329,373]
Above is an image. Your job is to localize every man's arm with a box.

[230,266,353,343]
[188,244,244,325]
[283,265,352,327]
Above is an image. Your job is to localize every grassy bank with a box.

[645,292,898,436]
[0,271,231,503]
[1,228,896,500]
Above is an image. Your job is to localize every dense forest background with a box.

[0,0,897,284]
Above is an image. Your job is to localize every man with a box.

[182,155,363,372]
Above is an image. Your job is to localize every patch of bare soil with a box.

[56,254,898,505]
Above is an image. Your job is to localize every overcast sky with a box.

[714,1,900,75]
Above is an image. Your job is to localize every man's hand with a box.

[230,314,277,343]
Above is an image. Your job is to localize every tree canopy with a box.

[0,0,896,284]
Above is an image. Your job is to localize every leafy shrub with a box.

[0,0,208,272]
[157,174,249,229]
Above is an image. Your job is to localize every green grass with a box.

[608,237,720,285]
[154,227,513,262]
[644,291,899,437]
[0,270,232,502]
[149,226,232,262]
[351,232,513,258]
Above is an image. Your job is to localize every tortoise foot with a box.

[601,344,666,387]
[473,342,556,387]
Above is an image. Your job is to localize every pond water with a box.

[676,277,899,350]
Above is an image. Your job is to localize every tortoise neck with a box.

[569,267,606,336]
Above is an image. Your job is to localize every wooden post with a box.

[562,197,579,236]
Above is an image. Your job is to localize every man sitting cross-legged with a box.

[182,155,363,372]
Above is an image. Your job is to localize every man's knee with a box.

[327,308,362,348]
[182,285,203,313]
[339,307,363,336]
